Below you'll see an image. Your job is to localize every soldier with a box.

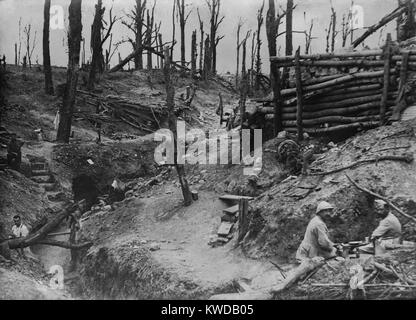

[296,201,337,263]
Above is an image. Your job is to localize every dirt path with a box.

[84,188,291,294]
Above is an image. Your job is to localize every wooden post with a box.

[238,198,249,243]
[380,33,392,125]
[392,51,409,120]
[295,46,304,141]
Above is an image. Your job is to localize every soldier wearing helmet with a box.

[296,201,337,263]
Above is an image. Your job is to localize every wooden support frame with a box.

[294,47,304,141]
[380,33,392,125]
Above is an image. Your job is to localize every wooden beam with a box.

[392,51,410,120]
[294,47,304,141]
[380,33,392,125]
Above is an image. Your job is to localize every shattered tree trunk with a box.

[266,0,283,135]
[198,10,204,72]
[286,0,294,56]
[177,0,187,69]
[146,10,153,70]
[240,40,248,127]
[236,20,242,88]
[255,1,265,93]
[191,30,197,77]
[203,35,212,80]
[57,0,82,143]
[163,47,193,207]
[134,0,145,70]
[88,0,104,90]
[43,0,54,95]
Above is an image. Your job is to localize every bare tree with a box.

[266,0,286,135]
[203,34,211,79]
[240,33,250,127]
[255,1,265,92]
[18,18,23,66]
[88,0,105,90]
[23,24,37,68]
[197,9,204,71]
[56,0,82,143]
[163,47,193,207]
[303,13,315,54]
[103,6,121,70]
[171,0,176,57]
[286,0,294,56]
[43,0,54,95]
[236,18,243,87]
[206,0,225,74]
[250,30,256,93]
[176,0,192,68]
[191,30,197,76]
[330,1,337,52]
[122,0,147,70]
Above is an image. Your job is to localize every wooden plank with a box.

[219,195,254,201]
[380,33,392,125]
[218,222,234,236]
[223,205,239,215]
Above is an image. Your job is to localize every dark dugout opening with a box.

[72,175,100,210]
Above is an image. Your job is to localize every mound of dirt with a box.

[242,120,416,262]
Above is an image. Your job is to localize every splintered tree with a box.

[286,0,294,56]
[236,18,243,88]
[255,1,265,92]
[240,34,250,128]
[191,30,197,77]
[88,0,105,90]
[266,0,286,135]
[303,13,315,54]
[197,9,204,71]
[23,23,37,68]
[163,47,193,207]
[56,0,82,143]
[325,1,337,53]
[206,0,225,74]
[122,0,147,70]
[176,0,192,68]
[203,34,211,79]
[43,0,54,95]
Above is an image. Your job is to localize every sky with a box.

[0,0,398,74]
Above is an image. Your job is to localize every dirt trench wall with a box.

[76,244,231,300]
[0,169,49,240]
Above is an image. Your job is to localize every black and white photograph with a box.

[1,0,416,305]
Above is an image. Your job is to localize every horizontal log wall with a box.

[256,46,414,136]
